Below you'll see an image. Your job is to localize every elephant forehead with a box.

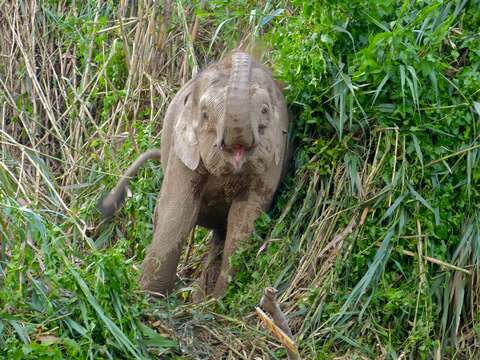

[201,85,270,105]
[200,87,226,110]
[250,86,270,101]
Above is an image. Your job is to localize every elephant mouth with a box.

[232,144,245,164]
[219,143,254,171]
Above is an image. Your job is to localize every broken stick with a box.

[256,287,301,360]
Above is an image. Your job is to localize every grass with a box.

[1,0,480,358]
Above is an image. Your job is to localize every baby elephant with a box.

[99,52,289,298]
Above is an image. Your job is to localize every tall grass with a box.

[1,0,479,358]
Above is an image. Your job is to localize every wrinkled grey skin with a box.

[99,52,289,298]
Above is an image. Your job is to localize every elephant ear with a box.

[174,92,200,170]
[272,96,286,166]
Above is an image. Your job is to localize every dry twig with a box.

[257,287,301,360]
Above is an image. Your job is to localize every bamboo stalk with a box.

[256,307,300,359]
[426,143,480,167]
[401,249,472,276]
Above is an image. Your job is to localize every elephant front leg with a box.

[140,157,203,296]
[191,228,225,302]
[212,200,262,298]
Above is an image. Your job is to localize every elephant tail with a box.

[98,149,162,218]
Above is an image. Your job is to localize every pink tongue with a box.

[233,145,245,163]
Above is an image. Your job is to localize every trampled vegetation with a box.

[1,0,479,358]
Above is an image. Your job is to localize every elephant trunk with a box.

[221,52,257,149]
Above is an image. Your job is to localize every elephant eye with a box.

[202,111,209,121]
[259,124,267,135]
[261,105,269,114]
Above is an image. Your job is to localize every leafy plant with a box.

[1,0,479,358]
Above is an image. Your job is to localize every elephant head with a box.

[174,51,285,176]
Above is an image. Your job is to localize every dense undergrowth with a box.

[1,0,479,358]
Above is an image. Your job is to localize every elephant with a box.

[99,51,290,298]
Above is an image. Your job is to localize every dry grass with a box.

[1,0,479,359]
[0,0,298,357]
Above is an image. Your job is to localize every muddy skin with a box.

[100,52,289,299]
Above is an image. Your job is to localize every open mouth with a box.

[232,144,245,164]
[217,138,256,170]
[219,142,253,169]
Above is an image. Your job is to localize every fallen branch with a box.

[256,287,301,360]
[401,249,472,276]
[375,243,472,275]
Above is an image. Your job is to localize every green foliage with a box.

[222,0,480,357]
[1,0,480,358]
[0,197,176,358]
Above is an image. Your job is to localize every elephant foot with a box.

[139,254,177,297]
[190,281,207,303]
[189,261,222,302]
[139,277,170,298]
[212,273,228,298]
